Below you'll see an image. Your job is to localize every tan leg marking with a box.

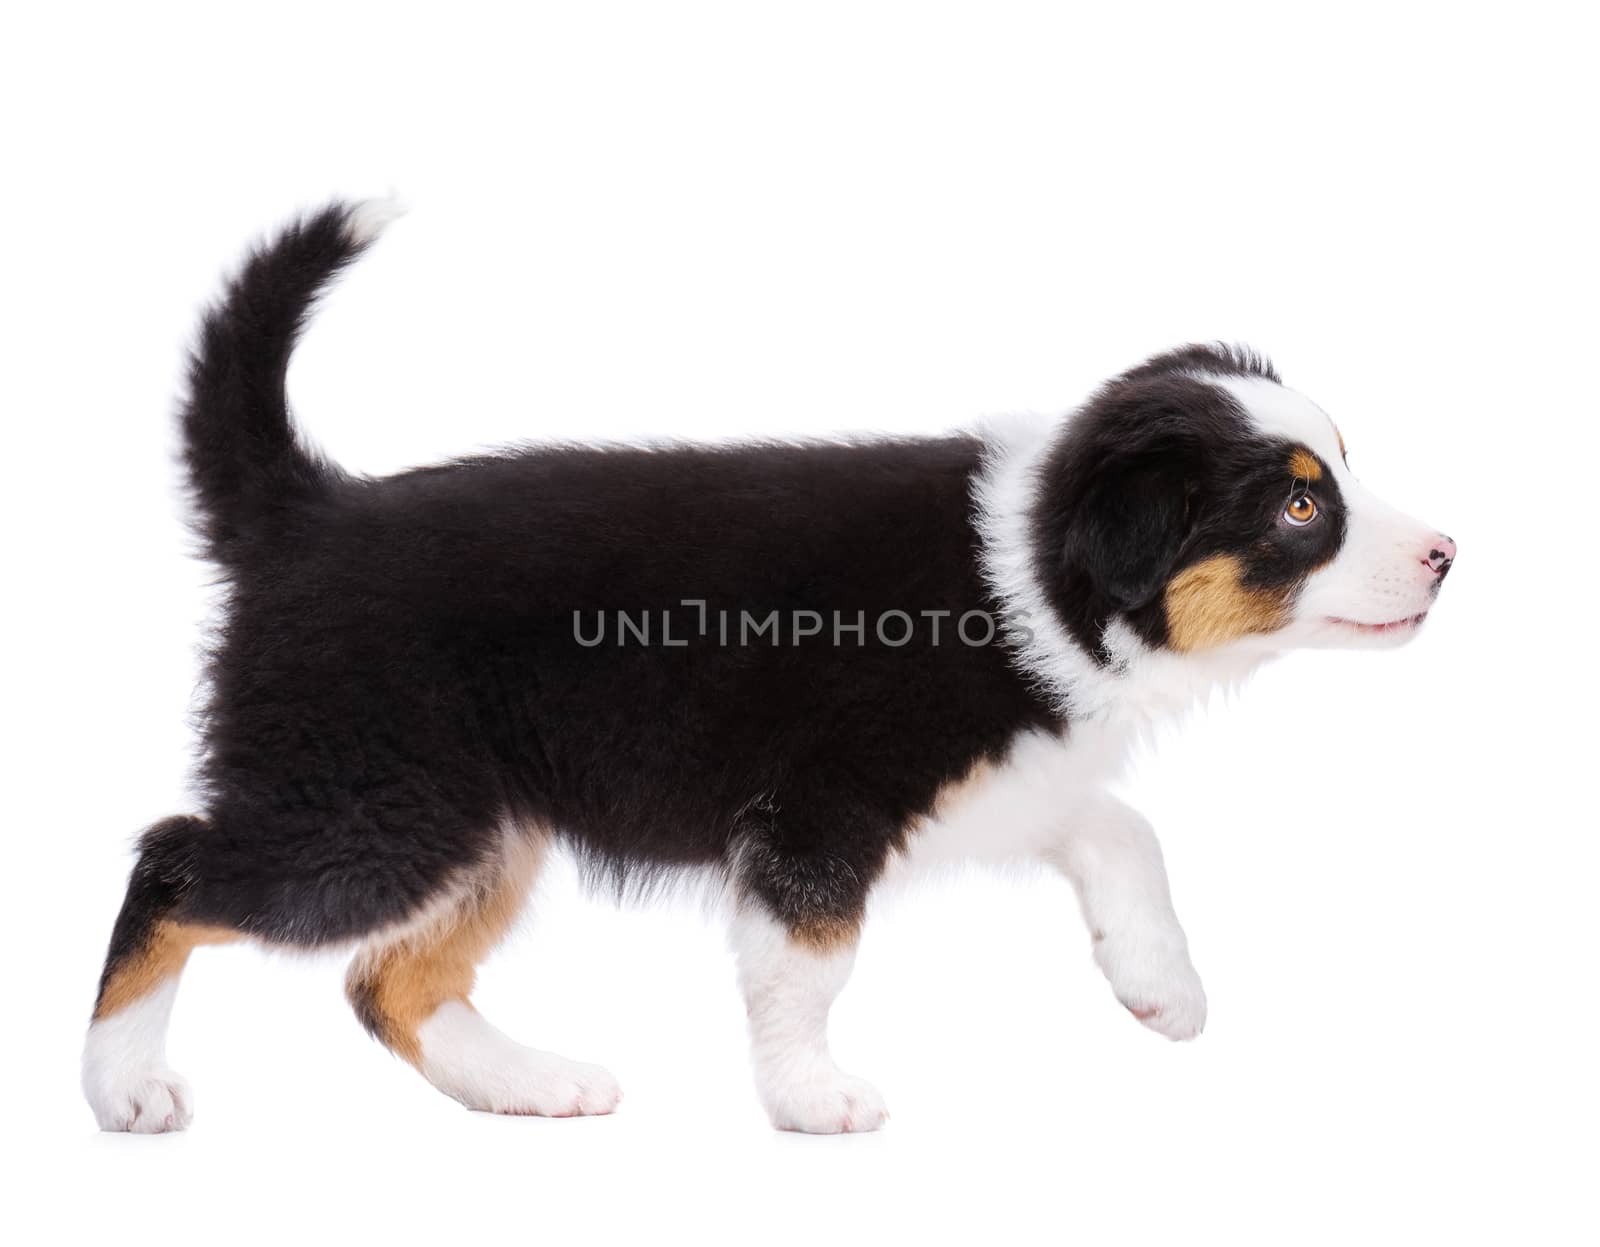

[1164,553,1290,652]
[93,921,238,1022]
[788,912,862,955]
[346,836,544,1066]
[928,757,999,821]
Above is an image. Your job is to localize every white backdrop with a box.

[6,2,1595,1243]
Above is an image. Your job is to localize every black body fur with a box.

[100,201,1335,966]
[142,204,1057,949]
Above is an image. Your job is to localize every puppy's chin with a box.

[1290,613,1431,651]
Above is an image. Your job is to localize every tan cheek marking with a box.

[94,921,239,1021]
[346,838,543,1067]
[1289,449,1322,482]
[1164,554,1290,652]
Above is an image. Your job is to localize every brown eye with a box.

[1284,493,1317,527]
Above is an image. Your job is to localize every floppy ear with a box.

[1060,455,1194,612]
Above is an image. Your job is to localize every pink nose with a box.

[1424,535,1456,579]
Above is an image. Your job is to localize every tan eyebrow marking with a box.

[1289,448,1322,482]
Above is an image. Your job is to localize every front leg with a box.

[1045,794,1207,1040]
[728,808,893,1134]
[729,904,888,1133]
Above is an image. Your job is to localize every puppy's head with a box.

[1034,344,1454,661]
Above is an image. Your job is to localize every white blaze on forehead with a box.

[1209,375,1344,468]
[1205,373,1445,640]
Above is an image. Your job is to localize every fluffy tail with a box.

[181,198,404,562]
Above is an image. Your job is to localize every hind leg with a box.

[345,832,621,1116]
[83,817,238,1133]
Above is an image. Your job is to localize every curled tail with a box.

[181,198,403,562]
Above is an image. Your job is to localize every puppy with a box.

[83,201,1456,1134]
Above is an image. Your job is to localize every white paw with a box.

[85,1068,193,1134]
[417,1001,622,1117]
[83,987,193,1133]
[761,1067,888,1134]
[1096,935,1209,1041]
[465,1052,624,1118]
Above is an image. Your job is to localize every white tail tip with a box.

[345,194,408,246]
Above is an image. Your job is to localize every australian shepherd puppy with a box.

[83,200,1456,1134]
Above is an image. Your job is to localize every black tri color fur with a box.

[1032,349,1347,659]
[99,202,1066,979]
[91,200,1346,1012]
